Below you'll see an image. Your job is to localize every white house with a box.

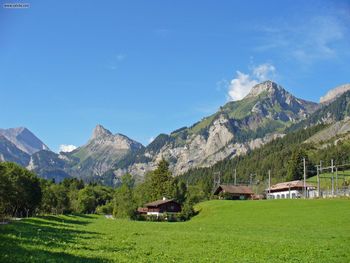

[266,180,317,199]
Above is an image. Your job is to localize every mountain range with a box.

[1,80,349,184]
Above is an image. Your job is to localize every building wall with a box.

[158,202,181,213]
[267,190,301,199]
[267,189,318,199]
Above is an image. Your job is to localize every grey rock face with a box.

[0,127,50,155]
[246,81,319,120]
[305,117,350,144]
[0,135,30,166]
[67,125,144,177]
[320,84,350,104]
[27,150,71,182]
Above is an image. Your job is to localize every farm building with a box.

[266,180,317,199]
[213,185,254,200]
[137,198,181,217]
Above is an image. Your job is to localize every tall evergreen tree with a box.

[287,148,314,181]
[113,173,136,219]
[149,159,172,200]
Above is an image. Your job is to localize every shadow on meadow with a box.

[0,215,111,263]
[36,215,92,226]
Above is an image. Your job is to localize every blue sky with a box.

[1,0,349,152]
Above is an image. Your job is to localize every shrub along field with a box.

[0,199,349,263]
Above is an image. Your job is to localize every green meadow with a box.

[307,170,350,189]
[1,199,349,263]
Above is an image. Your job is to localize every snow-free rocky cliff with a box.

[0,127,49,155]
[65,125,144,178]
[112,81,318,177]
[320,84,350,104]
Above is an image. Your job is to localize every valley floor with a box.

[0,199,349,263]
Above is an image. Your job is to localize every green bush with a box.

[96,201,113,215]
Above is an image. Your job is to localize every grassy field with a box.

[1,199,350,263]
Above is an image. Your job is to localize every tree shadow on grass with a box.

[70,213,95,219]
[0,238,110,263]
[0,215,111,262]
[36,215,91,226]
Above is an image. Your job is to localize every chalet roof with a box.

[267,180,316,192]
[144,198,177,207]
[214,185,254,195]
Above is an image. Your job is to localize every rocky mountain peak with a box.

[91,124,113,140]
[245,80,283,99]
[320,84,350,104]
[0,127,50,155]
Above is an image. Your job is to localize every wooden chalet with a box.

[213,185,254,200]
[137,198,181,216]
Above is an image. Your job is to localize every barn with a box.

[213,185,254,200]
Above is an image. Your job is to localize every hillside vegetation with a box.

[0,200,349,262]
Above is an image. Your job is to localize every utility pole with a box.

[268,170,271,199]
[234,169,237,186]
[320,160,323,173]
[331,159,334,173]
[335,167,338,196]
[316,165,321,198]
[331,176,334,197]
[303,158,307,198]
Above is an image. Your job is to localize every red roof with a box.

[214,185,254,195]
[267,180,316,192]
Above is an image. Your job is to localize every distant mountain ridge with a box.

[320,84,350,104]
[2,81,350,185]
[0,127,49,155]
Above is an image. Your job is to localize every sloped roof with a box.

[267,180,315,192]
[214,185,254,195]
[144,199,178,207]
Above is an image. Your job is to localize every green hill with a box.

[1,199,349,262]
[307,170,350,189]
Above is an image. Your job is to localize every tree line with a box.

[0,162,114,219]
[0,160,204,221]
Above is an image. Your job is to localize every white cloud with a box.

[228,63,276,101]
[59,144,77,153]
[253,64,276,81]
[228,71,258,101]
